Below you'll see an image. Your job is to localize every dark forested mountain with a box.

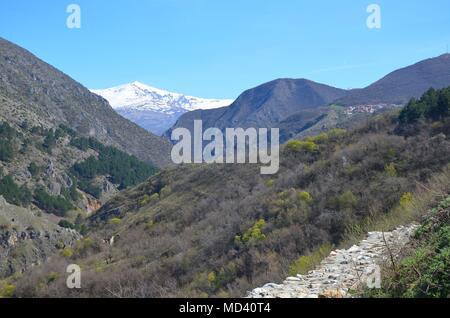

[336,54,450,106]
[166,79,348,138]
[0,37,171,168]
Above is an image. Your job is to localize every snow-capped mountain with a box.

[91,82,233,135]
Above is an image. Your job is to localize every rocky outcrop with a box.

[247,225,418,298]
[0,196,81,278]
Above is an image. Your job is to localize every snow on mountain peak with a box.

[91,82,233,114]
[90,82,234,135]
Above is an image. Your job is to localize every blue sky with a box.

[1,0,449,99]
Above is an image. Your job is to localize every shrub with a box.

[62,248,74,258]
[160,185,172,198]
[149,193,160,203]
[42,129,57,153]
[289,243,334,276]
[241,219,266,243]
[140,194,150,206]
[399,192,414,209]
[0,141,14,162]
[0,122,16,139]
[329,191,358,211]
[298,191,313,204]
[75,237,95,256]
[0,283,16,298]
[46,272,60,284]
[58,124,76,138]
[265,179,274,187]
[306,133,328,144]
[58,220,75,229]
[145,220,156,230]
[286,140,319,153]
[207,272,217,286]
[28,162,40,177]
[303,129,346,145]
[110,218,122,226]
[327,128,347,139]
[74,214,87,235]
[0,122,15,162]
[384,163,398,177]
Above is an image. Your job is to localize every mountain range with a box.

[337,54,450,106]
[167,54,450,142]
[91,82,233,135]
[1,37,450,299]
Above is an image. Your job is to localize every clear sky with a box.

[1,0,449,99]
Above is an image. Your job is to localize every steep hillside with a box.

[0,196,80,279]
[337,54,450,106]
[11,87,450,298]
[0,37,171,167]
[166,79,348,138]
[366,195,450,298]
[0,120,157,214]
[0,114,160,284]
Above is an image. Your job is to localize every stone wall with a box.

[247,225,418,298]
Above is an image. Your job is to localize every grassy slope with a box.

[364,195,450,298]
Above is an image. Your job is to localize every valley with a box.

[0,36,449,299]
[4,86,450,298]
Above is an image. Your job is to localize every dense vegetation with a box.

[399,87,450,124]
[367,196,450,298]
[0,122,16,162]
[33,188,74,217]
[10,87,450,298]
[71,137,157,197]
[0,175,31,206]
[0,121,157,216]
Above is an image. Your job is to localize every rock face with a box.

[0,196,81,278]
[0,37,171,168]
[247,225,418,298]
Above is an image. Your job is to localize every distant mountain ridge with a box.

[0,37,171,167]
[91,82,233,135]
[167,54,450,141]
[337,53,450,106]
[166,78,348,139]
